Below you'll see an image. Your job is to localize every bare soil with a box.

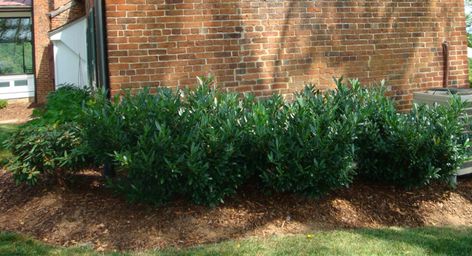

[1,170,472,252]
[0,102,35,124]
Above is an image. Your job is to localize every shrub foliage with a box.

[5,86,92,185]
[255,87,357,196]
[0,99,7,110]
[82,77,254,206]
[356,96,467,187]
[31,85,90,126]
[6,123,89,185]
[333,78,468,187]
[5,77,468,206]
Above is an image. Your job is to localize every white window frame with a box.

[0,11,34,99]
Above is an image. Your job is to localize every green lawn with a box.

[0,124,18,167]
[1,227,472,256]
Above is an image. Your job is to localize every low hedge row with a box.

[5,86,93,185]
[4,77,469,206]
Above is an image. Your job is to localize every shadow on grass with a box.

[0,232,110,256]
[350,227,472,256]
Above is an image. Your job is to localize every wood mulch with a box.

[0,170,472,252]
[0,101,36,124]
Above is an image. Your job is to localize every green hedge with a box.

[81,77,255,206]
[356,97,467,187]
[6,123,90,185]
[5,86,94,185]
[253,87,357,196]
[5,77,468,206]
[333,78,468,187]
[31,85,91,126]
[84,87,187,205]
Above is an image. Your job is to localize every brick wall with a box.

[33,0,54,103]
[33,0,85,103]
[50,0,85,30]
[105,0,468,110]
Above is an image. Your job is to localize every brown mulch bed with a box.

[1,170,472,252]
[0,102,36,124]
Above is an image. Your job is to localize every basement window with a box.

[0,17,33,76]
[14,79,28,86]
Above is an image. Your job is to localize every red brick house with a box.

[0,0,101,102]
[1,0,469,109]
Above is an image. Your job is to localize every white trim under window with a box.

[0,74,34,99]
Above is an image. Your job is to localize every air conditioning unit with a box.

[413,88,472,177]
[413,88,472,114]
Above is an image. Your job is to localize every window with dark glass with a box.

[0,17,33,75]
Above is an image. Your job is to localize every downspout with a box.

[95,0,114,177]
[95,0,110,98]
[442,41,449,88]
[31,3,37,103]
